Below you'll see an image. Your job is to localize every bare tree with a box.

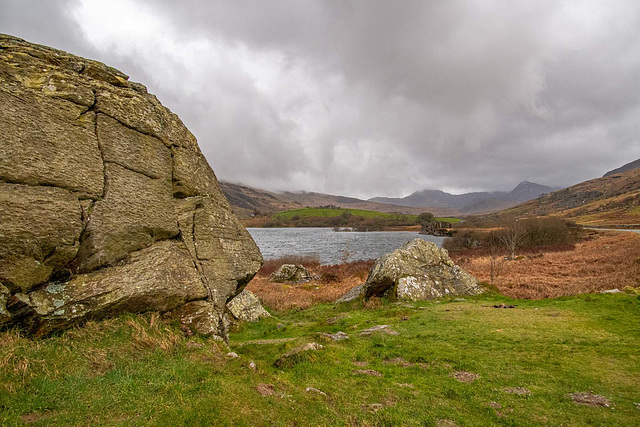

[487,231,506,285]
[497,220,528,260]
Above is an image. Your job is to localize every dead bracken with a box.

[569,392,612,408]
[452,371,479,383]
[353,369,383,377]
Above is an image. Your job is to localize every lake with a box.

[247,227,446,264]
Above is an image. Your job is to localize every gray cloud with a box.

[3,0,640,198]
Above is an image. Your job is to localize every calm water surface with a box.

[247,227,446,264]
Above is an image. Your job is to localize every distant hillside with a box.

[497,168,640,227]
[369,181,560,214]
[219,182,301,217]
[603,158,640,177]
[220,182,447,218]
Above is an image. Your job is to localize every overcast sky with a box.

[2,0,640,197]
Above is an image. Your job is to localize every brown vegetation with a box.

[247,258,374,311]
[451,231,640,299]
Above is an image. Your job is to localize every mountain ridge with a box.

[369,181,561,213]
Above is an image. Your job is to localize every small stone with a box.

[489,401,502,409]
[226,352,239,359]
[353,369,383,377]
[600,289,622,294]
[505,387,531,396]
[248,361,257,370]
[454,298,466,301]
[320,331,349,341]
[360,325,399,336]
[396,383,415,388]
[274,342,323,368]
[305,387,327,396]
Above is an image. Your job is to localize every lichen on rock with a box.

[0,34,262,339]
[337,239,482,302]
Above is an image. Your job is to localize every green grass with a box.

[434,217,463,224]
[272,207,460,224]
[1,293,639,425]
[273,207,417,221]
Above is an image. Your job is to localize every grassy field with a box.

[272,207,418,221]
[1,292,639,425]
[272,207,460,223]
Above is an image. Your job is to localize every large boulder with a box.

[0,34,262,338]
[338,239,481,302]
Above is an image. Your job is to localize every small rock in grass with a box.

[353,369,383,377]
[452,371,479,383]
[361,403,384,412]
[360,325,399,336]
[489,401,502,409]
[505,387,531,396]
[248,361,257,370]
[600,289,622,294]
[305,387,327,396]
[396,382,415,388]
[569,392,612,408]
[226,352,239,359]
[493,303,516,309]
[274,342,323,368]
[454,298,466,302]
[256,383,276,397]
[320,331,349,341]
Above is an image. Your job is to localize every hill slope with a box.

[220,182,451,218]
[497,168,640,226]
[603,158,640,177]
[370,181,560,214]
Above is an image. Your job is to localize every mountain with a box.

[220,182,447,218]
[497,167,640,227]
[603,158,640,177]
[369,181,560,214]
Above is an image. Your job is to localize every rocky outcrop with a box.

[270,264,313,284]
[419,221,452,236]
[337,239,481,302]
[0,34,262,338]
[226,289,270,322]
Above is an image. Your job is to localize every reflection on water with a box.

[247,227,446,265]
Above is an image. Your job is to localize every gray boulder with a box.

[226,289,271,322]
[338,239,481,302]
[270,264,312,284]
[0,34,262,339]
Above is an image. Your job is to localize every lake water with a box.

[247,227,446,264]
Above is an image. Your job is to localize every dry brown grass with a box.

[247,259,374,311]
[452,231,640,299]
